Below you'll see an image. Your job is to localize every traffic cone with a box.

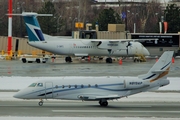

[156,58,158,62]
[88,56,91,61]
[119,59,122,65]
[172,57,175,63]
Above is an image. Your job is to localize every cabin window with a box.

[62,85,65,88]
[81,84,84,88]
[28,83,37,87]
[95,84,98,87]
[37,83,43,87]
[88,84,91,87]
[55,85,58,88]
[74,85,77,88]
[69,85,71,88]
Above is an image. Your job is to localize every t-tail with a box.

[10,12,53,41]
[138,51,174,82]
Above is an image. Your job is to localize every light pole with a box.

[132,12,138,33]
[127,10,138,33]
[72,17,77,31]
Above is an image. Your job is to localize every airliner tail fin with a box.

[8,12,52,41]
[138,51,174,81]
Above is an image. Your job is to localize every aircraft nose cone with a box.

[13,91,23,99]
[143,47,150,56]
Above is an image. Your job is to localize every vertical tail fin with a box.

[138,51,174,82]
[21,12,52,41]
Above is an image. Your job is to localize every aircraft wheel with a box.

[103,101,108,106]
[65,57,72,62]
[38,101,43,106]
[69,57,72,62]
[109,58,112,63]
[106,58,112,63]
[36,59,41,63]
[22,58,26,63]
[99,100,108,107]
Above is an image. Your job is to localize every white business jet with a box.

[14,51,173,107]
[16,12,149,63]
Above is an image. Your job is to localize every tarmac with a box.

[0,57,180,118]
[0,57,180,77]
[0,101,180,117]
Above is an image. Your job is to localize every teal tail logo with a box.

[23,16,45,41]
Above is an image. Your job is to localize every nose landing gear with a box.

[38,99,44,106]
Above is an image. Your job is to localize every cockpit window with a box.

[29,83,37,87]
[37,83,43,87]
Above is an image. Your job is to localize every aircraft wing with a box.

[78,94,120,100]
[95,95,120,99]
[91,38,158,43]
[91,40,126,51]
[77,92,131,100]
[91,39,157,52]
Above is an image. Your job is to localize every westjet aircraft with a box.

[17,12,149,63]
[14,51,174,107]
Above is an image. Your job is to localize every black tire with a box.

[65,57,68,62]
[106,58,112,63]
[106,58,109,63]
[65,57,72,62]
[38,101,43,106]
[99,101,108,107]
[22,58,26,63]
[109,58,112,63]
[36,59,41,63]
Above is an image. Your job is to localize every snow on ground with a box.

[0,76,179,91]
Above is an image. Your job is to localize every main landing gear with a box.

[106,57,112,63]
[38,99,44,106]
[99,100,108,107]
[65,56,72,63]
[106,49,113,63]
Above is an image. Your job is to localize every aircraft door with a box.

[45,82,53,99]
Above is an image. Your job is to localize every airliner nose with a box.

[13,91,23,99]
[143,47,150,56]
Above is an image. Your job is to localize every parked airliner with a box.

[16,12,150,63]
[13,51,174,106]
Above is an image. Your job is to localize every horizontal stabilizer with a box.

[151,70,169,73]
[7,12,53,17]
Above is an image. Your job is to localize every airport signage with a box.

[132,34,179,47]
